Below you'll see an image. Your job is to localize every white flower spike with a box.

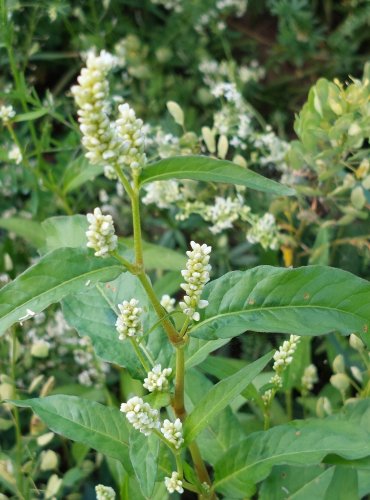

[120,396,160,436]
[161,418,184,449]
[115,299,143,340]
[143,364,172,392]
[86,207,117,257]
[164,471,184,494]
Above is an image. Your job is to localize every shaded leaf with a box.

[0,217,45,248]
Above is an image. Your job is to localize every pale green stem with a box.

[129,338,150,373]
[173,347,186,420]
[111,251,135,273]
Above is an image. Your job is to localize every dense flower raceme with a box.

[161,418,184,449]
[179,241,212,321]
[143,364,172,392]
[86,207,117,257]
[115,299,143,340]
[72,50,147,178]
[165,472,184,494]
[120,396,160,436]
[95,484,116,500]
[262,334,301,405]
[160,294,176,313]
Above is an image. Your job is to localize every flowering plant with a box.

[1,50,370,500]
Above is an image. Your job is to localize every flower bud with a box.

[40,450,58,471]
[349,334,364,352]
[330,373,350,393]
[333,354,345,374]
[316,397,332,418]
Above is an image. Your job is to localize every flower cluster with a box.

[301,364,318,393]
[161,418,184,449]
[0,104,15,124]
[95,484,116,500]
[204,196,250,234]
[116,103,146,171]
[142,180,182,209]
[160,294,176,313]
[86,207,117,257]
[164,471,184,494]
[143,364,172,392]
[179,241,212,321]
[115,299,143,340]
[246,213,280,251]
[8,144,22,164]
[120,397,160,436]
[71,51,121,178]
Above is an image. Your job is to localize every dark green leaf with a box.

[140,156,295,195]
[0,217,45,248]
[190,266,370,347]
[13,108,48,122]
[10,396,132,471]
[62,156,104,194]
[0,248,121,335]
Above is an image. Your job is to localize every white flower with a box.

[161,418,183,449]
[8,144,22,164]
[115,103,146,171]
[273,335,300,371]
[71,50,121,178]
[115,299,143,340]
[120,396,160,436]
[160,294,176,313]
[95,484,116,500]
[164,471,184,494]
[246,213,280,250]
[86,207,117,257]
[301,364,318,392]
[142,180,182,209]
[179,241,212,321]
[211,82,242,105]
[0,104,15,123]
[143,364,172,392]
[204,196,250,234]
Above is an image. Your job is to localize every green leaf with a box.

[62,156,104,194]
[183,351,272,444]
[0,247,121,335]
[10,396,132,471]
[213,400,370,497]
[62,272,172,379]
[139,156,295,196]
[190,266,370,347]
[309,227,330,265]
[129,429,159,497]
[13,108,48,122]
[291,466,358,500]
[185,338,230,370]
[0,217,45,248]
[121,237,186,271]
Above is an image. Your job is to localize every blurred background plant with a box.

[0,0,369,497]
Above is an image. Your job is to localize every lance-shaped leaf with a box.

[190,266,370,347]
[0,248,122,335]
[0,217,45,248]
[213,400,370,498]
[183,351,272,444]
[62,272,172,379]
[129,429,159,497]
[10,396,132,472]
[139,156,294,196]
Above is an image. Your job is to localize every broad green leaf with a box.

[190,266,370,347]
[309,227,330,265]
[185,338,230,369]
[13,108,48,122]
[10,396,132,471]
[41,215,185,270]
[62,272,172,379]
[213,400,370,497]
[62,156,104,193]
[185,370,246,466]
[129,429,159,497]
[183,351,272,444]
[0,248,121,335]
[139,156,295,195]
[0,217,45,248]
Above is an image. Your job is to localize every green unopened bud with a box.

[333,354,345,374]
[37,432,55,447]
[350,366,363,383]
[233,154,247,167]
[349,334,364,351]
[166,101,184,127]
[330,373,350,393]
[201,127,216,153]
[31,340,49,358]
[217,135,228,159]
[316,396,332,418]
[45,474,62,499]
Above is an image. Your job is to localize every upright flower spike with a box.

[95,484,116,500]
[0,104,15,124]
[116,103,147,171]
[71,50,121,179]
[164,472,184,494]
[115,298,143,340]
[120,396,160,436]
[143,364,172,392]
[86,207,117,257]
[179,241,212,321]
[272,335,300,371]
[161,418,184,449]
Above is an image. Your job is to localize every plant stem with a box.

[285,389,293,420]
[111,251,135,273]
[188,442,213,491]
[132,179,144,269]
[173,347,186,420]
[129,338,150,373]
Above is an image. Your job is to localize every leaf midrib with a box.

[214,444,370,488]
[190,303,367,335]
